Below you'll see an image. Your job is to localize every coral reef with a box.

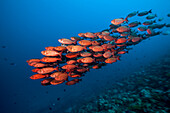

[70,55,170,113]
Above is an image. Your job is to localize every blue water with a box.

[0,0,170,113]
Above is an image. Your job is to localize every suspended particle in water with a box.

[49,107,52,110]
[10,63,15,66]
[4,58,8,61]
[2,46,6,48]
[57,97,60,101]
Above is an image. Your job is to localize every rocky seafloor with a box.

[69,54,170,113]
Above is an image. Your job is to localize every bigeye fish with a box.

[138,9,152,16]
[127,11,138,18]
[138,26,147,31]
[27,9,170,87]
[143,20,156,25]
[111,17,128,25]
[146,14,157,19]
[148,23,166,29]
[128,21,141,27]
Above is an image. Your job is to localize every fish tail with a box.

[58,58,62,61]
[68,72,71,77]
[78,79,82,82]
[83,46,87,50]
[149,9,152,13]
[124,16,128,22]
[55,66,59,71]
[127,38,131,42]
[117,56,121,61]
[59,51,63,58]
[111,48,115,52]
[153,20,156,23]
[126,51,129,54]
[111,52,115,56]
[73,40,77,45]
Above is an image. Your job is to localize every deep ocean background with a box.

[0,0,170,113]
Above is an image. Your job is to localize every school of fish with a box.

[27,10,170,86]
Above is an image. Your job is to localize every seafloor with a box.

[69,54,170,113]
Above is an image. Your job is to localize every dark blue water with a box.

[0,0,170,113]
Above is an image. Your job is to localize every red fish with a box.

[41,78,54,86]
[91,46,103,52]
[84,32,97,38]
[62,64,77,70]
[79,57,95,63]
[131,37,142,43]
[128,21,141,27]
[54,72,68,81]
[115,38,127,44]
[147,28,154,35]
[32,62,47,68]
[78,33,86,37]
[111,17,128,25]
[80,52,92,57]
[70,37,81,41]
[77,68,89,73]
[116,26,130,33]
[120,32,130,36]
[32,68,41,73]
[65,79,82,85]
[54,46,66,51]
[50,80,64,85]
[103,51,112,58]
[105,57,117,64]
[26,59,41,64]
[117,51,127,54]
[92,41,100,46]
[69,73,82,78]
[27,61,39,66]
[92,64,101,69]
[50,72,63,78]
[98,34,105,39]
[78,40,92,46]
[103,35,116,41]
[45,46,55,50]
[66,45,86,52]
[66,60,77,64]
[101,44,115,50]
[83,63,89,67]
[41,57,62,62]
[93,53,103,58]
[138,26,147,31]
[30,74,49,80]
[41,50,62,57]
[102,31,110,35]
[37,67,58,74]
[58,38,76,44]
[66,52,79,58]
